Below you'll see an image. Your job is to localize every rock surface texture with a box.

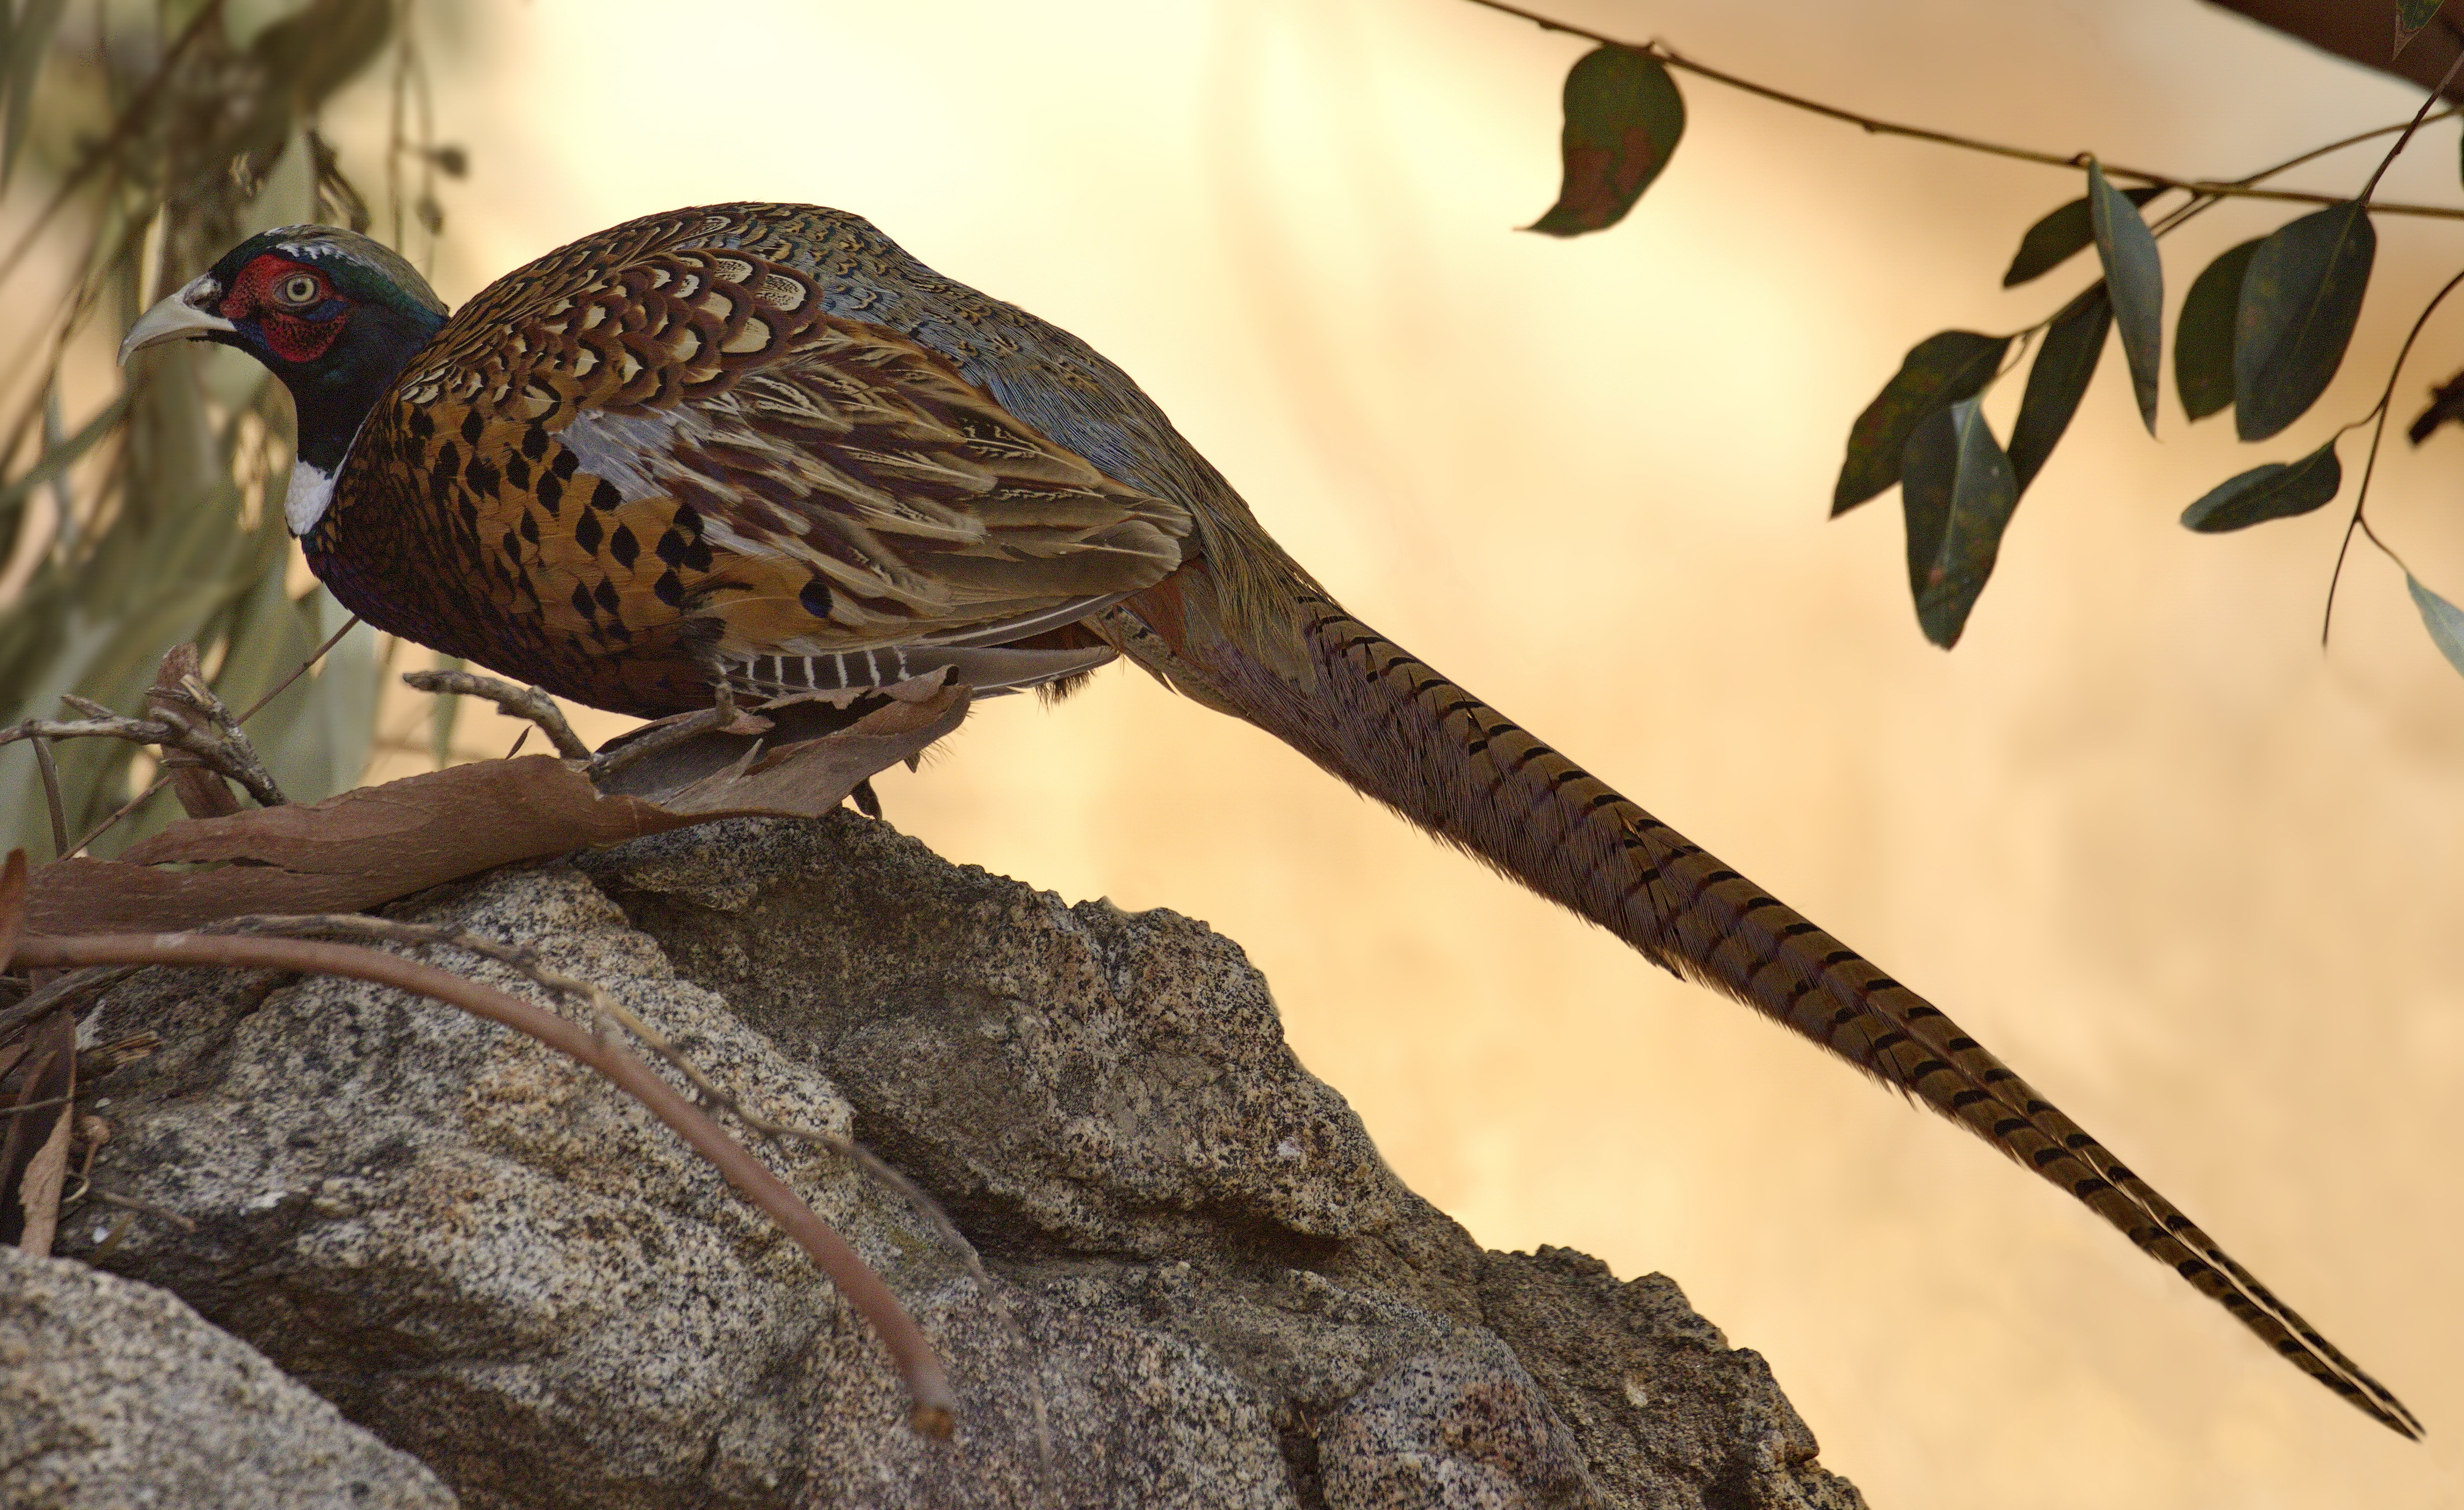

[42,812,1864,1509]
[0,1246,456,1509]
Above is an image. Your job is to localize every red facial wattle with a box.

[219,254,346,364]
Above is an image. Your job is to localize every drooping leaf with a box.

[1900,397,2019,648]
[2002,184,2163,287]
[1524,46,1686,237]
[2235,202,2375,441]
[1832,330,2011,516]
[2176,239,2263,422]
[2178,440,2342,532]
[2405,573,2464,677]
[2008,284,2112,495]
[2397,0,2442,58]
[2088,161,2162,434]
[0,0,70,189]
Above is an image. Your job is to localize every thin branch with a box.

[401,669,593,761]
[62,777,168,863]
[585,683,764,784]
[3,709,284,809]
[2360,47,2464,203]
[57,615,366,860]
[2322,262,2464,642]
[8,929,959,1437]
[1459,0,2464,219]
[28,732,68,858]
[82,1185,197,1232]
[237,615,362,725]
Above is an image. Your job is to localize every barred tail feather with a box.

[1114,563,2418,1439]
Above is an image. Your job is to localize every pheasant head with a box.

[121,224,448,534]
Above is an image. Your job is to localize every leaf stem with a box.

[1458,0,2464,219]
[2321,262,2464,643]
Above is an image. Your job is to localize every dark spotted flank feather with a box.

[129,203,2419,1437]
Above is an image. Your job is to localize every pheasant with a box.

[123,204,2418,1437]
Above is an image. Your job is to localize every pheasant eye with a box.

[273,272,323,308]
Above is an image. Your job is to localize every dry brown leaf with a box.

[146,644,244,820]
[24,686,968,935]
[0,849,25,966]
[0,1007,74,1249]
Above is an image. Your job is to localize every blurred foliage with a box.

[0,0,454,862]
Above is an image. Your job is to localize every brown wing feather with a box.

[348,228,1187,713]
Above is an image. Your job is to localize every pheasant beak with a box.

[118,274,237,363]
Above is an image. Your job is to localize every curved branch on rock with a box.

[8,928,959,1438]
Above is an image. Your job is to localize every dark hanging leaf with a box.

[1524,46,1686,237]
[2175,239,2262,423]
[2409,368,2464,445]
[2008,284,2112,495]
[1832,330,2011,516]
[2087,161,2162,434]
[2235,202,2375,441]
[1901,398,2019,648]
[2002,184,2163,287]
[2178,439,2342,532]
[2405,573,2464,677]
[2396,0,2442,58]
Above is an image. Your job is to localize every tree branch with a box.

[1462,0,2464,219]
[8,929,960,1438]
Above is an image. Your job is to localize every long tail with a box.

[1105,553,2419,1439]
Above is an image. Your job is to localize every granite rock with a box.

[53,812,1862,1509]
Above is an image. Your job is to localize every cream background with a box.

[350,2,2463,1504]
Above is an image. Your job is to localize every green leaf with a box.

[2405,573,2464,677]
[2397,0,2441,58]
[0,0,70,189]
[1832,330,2011,516]
[2002,185,2163,287]
[2008,284,2111,495]
[2178,439,2342,532]
[1524,46,1686,237]
[1901,397,2019,648]
[2235,202,2375,442]
[2087,161,2162,435]
[2175,239,2262,423]
[0,393,130,517]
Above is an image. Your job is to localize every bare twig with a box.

[84,1185,196,1232]
[236,615,363,726]
[2,711,285,809]
[2360,46,2464,203]
[147,647,243,820]
[1461,0,2464,219]
[586,683,766,784]
[60,615,369,860]
[401,669,594,761]
[61,778,169,863]
[27,730,68,858]
[8,928,959,1437]
[2322,262,2464,641]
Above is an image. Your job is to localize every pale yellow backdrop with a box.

[344,2,2462,1505]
